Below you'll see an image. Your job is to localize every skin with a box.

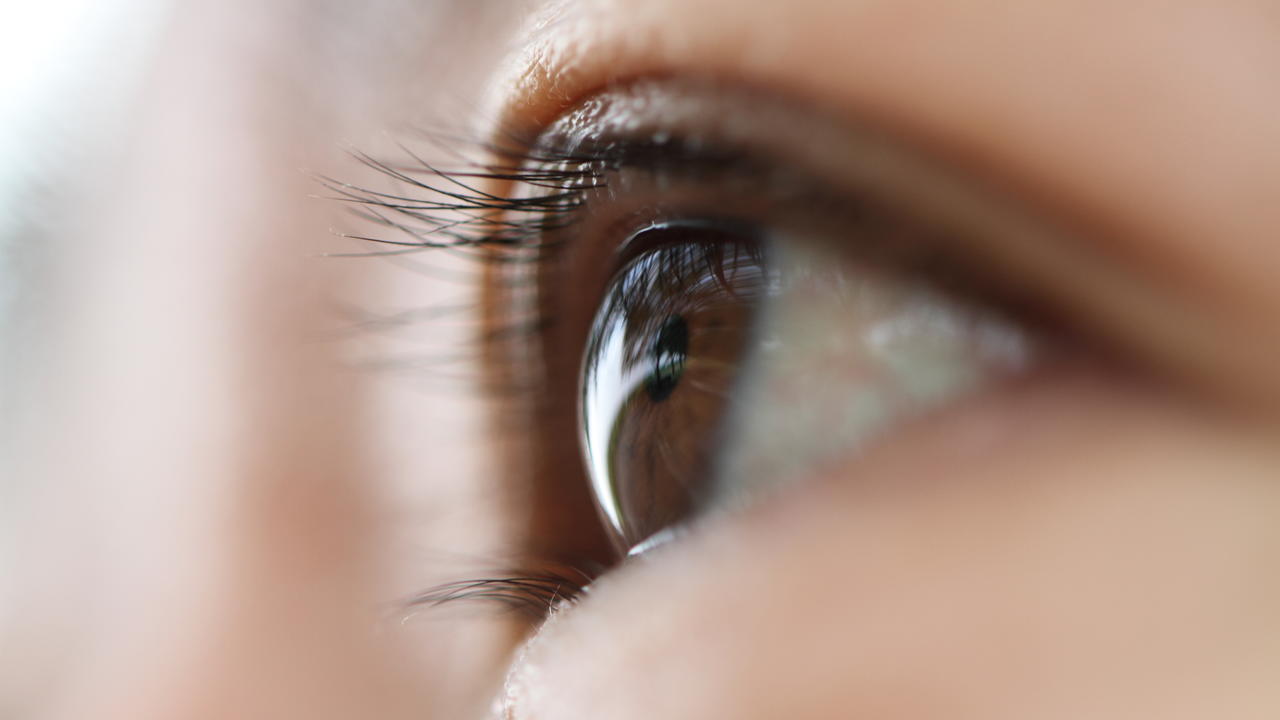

[3,0,1278,718]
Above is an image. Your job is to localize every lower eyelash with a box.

[401,566,596,621]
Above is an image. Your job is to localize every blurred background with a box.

[0,3,523,717]
[1,0,168,644]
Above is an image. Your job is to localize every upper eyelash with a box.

[314,132,765,263]
[314,135,606,261]
[323,130,819,619]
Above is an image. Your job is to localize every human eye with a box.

[483,79,1053,554]
[329,25,1275,632]
[467,77,1118,565]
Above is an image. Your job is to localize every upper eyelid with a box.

[487,24,1280,420]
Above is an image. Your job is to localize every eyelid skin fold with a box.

[489,0,1280,419]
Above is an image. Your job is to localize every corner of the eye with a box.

[491,590,578,720]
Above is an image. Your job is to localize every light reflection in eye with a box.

[579,221,765,551]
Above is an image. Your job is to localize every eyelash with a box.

[315,138,603,262]
[402,567,596,620]
[322,123,1005,618]
[321,136,630,617]
[324,100,1078,620]
[316,133,771,267]
[325,131,891,619]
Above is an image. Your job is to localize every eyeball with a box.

[580,217,1036,554]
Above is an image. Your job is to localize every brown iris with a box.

[580,222,767,550]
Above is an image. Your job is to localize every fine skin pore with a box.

[4,0,1279,719]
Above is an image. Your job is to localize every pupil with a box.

[646,314,689,402]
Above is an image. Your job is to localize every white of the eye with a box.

[716,239,1035,501]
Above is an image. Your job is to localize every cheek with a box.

[500,372,1280,720]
